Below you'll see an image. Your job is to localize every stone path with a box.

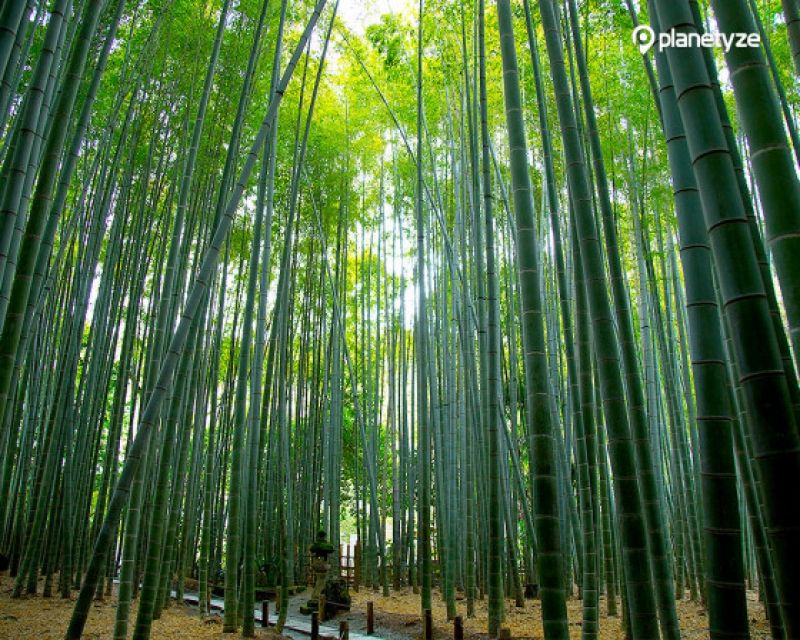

[179,588,379,640]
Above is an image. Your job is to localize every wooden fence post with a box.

[311,612,319,640]
[424,608,433,640]
[367,601,374,635]
[339,620,350,640]
[261,600,269,627]
[454,616,463,640]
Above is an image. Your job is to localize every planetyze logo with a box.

[632,25,761,55]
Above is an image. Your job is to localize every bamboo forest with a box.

[2,0,800,638]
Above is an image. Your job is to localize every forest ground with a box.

[0,574,771,640]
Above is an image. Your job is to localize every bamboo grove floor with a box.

[0,574,772,640]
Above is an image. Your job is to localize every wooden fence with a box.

[339,542,360,586]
